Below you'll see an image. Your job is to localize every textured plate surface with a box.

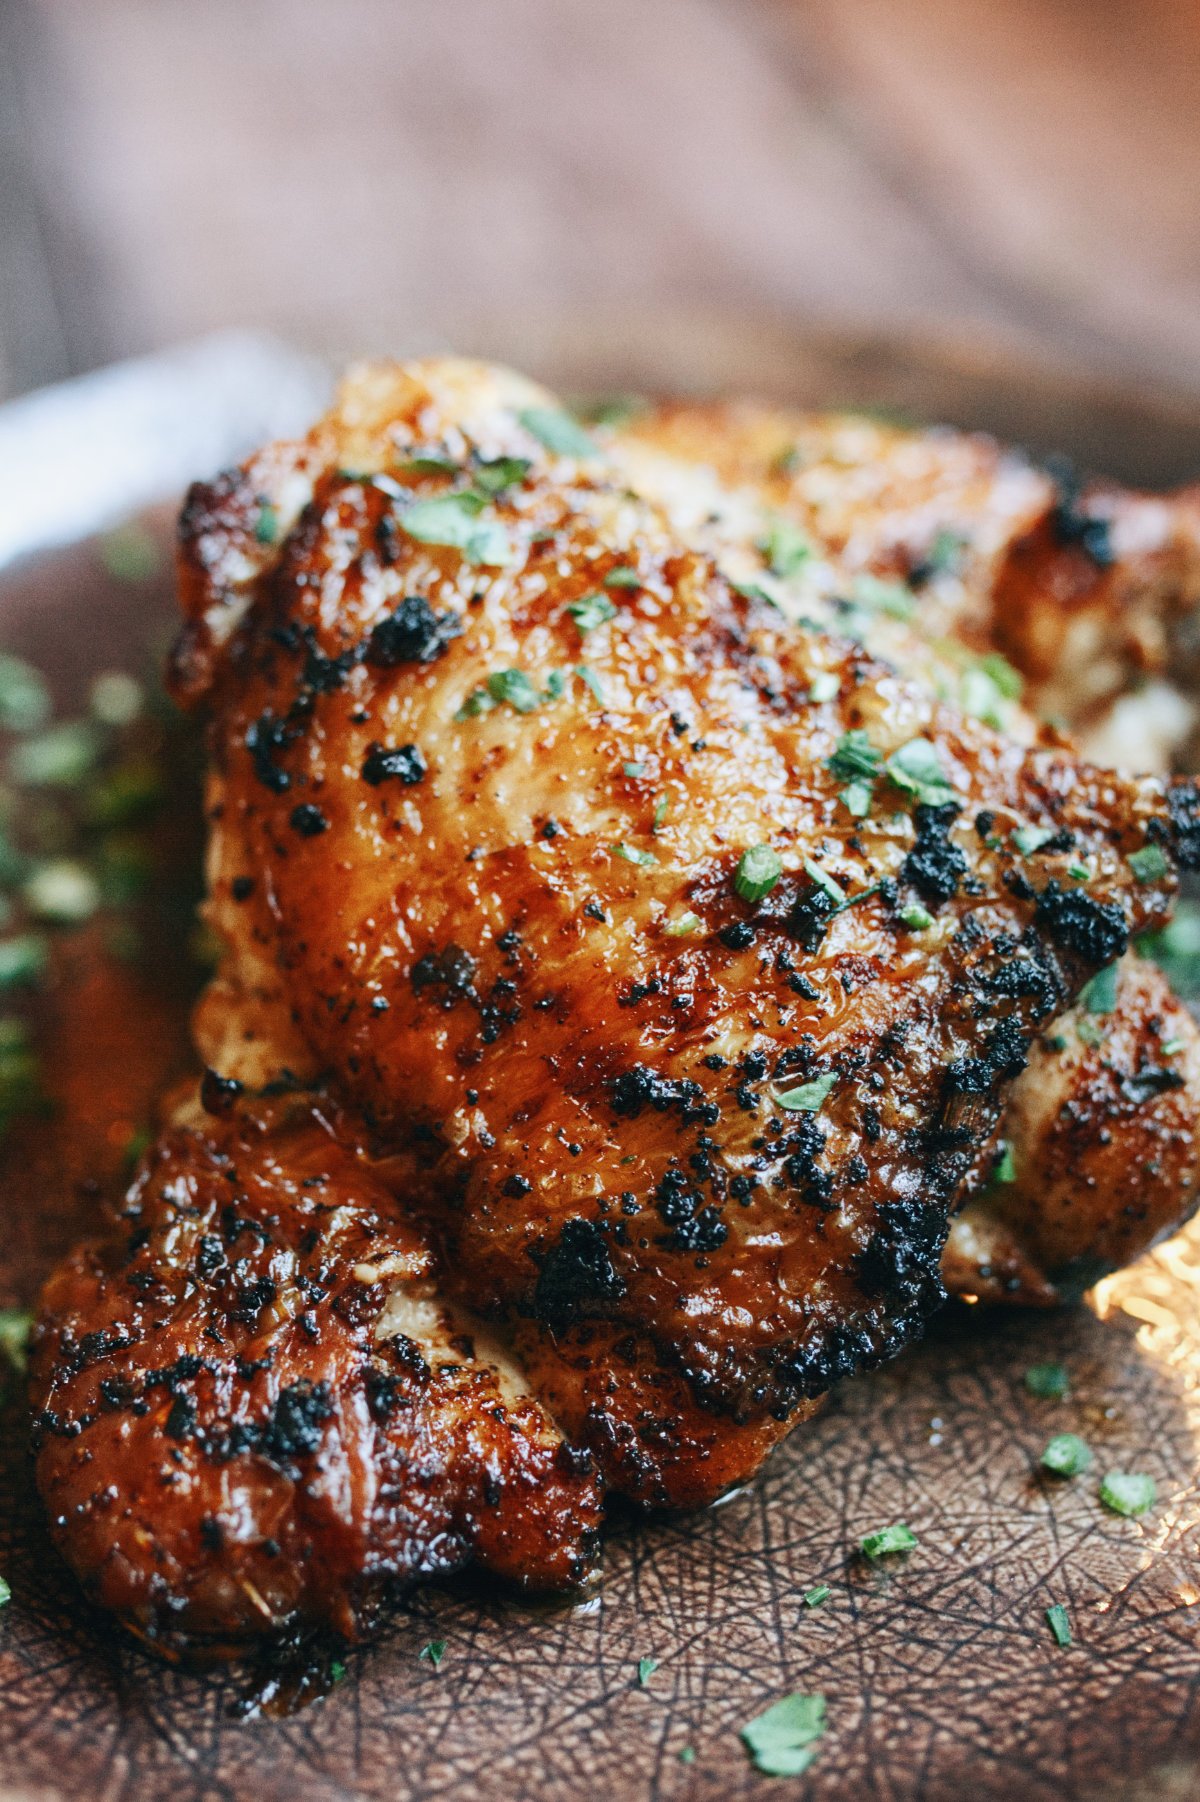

[1,323,1200,1802]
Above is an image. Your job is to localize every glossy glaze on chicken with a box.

[30,359,1200,1656]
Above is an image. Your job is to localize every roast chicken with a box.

[30,359,1200,1656]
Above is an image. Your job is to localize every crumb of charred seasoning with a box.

[289,802,329,837]
[231,876,255,902]
[1035,883,1128,966]
[361,743,427,786]
[200,1068,244,1116]
[365,595,461,667]
[533,1218,626,1328]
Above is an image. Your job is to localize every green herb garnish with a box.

[637,1657,658,1688]
[473,456,531,494]
[665,911,703,937]
[808,671,840,704]
[827,729,881,784]
[567,593,617,635]
[1025,1363,1069,1399]
[255,501,280,546]
[1162,1036,1186,1056]
[575,665,605,705]
[802,858,847,907]
[852,573,915,621]
[1099,1471,1156,1518]
[1079,963,1119,1015]
[419,1639,446,1669]
[1012,825,1055,857]
[486,669,544,714]
[1067,861,1091,882]
[741,1693,826,1778]
[1129,844,1170,884]
[886,738,955,807]
[611,843,657,868]
[1138,900,1200,998]
[861,1523,918,1559]
[760,515,812,579]
[604,566,641,589]
[398,493,512,566]
[803,1584,830,1608]
[1041,1433,1092,1477]
[776,1073,836,1113]
[993,1141,1017,1186]
[518,407,598,459]
[1045,1603,1071,1647]
[899,903,934,932]
[734,845,782,903]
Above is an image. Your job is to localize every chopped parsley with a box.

[398,493,512,566]
[1041,1433,1092,1477]
[604,566,641,589]
[992,1141,1017,1186]
[776,1072,836,1113]
[734,844,782,902]
[1068,861,1091,882]
[1162,1036,1186,1056]
[899,903,934,932]
[925,529,968,577]
[611,843,657,868]
[979,652,1023,701]
[486,669,544,714]
[518,406,597,459]
[1025,1363,1069,1399]
[652,797,669,830]
[473,455,531,493]
[1045,1603,1072,1648]
[1076,1017,1104,1049]
[1129,844,1170,884]
[852,573,915,621]
[886,738,955,807]
[960,665,1011,730]
[1012,825,1055,857]
[575,664,605,704]
[623,761,646,779]
[1079,962,1119,1015]
[759,515,812,578]
[419,1639,446,1669]
[1099,1471,1156,1518]
[329,1658,348,1684]
[861,1523,918,1559]
[567,593,617,635]
[840,779,873,819]
[254,501,280,546]
[1138,899,1200,998]
[808,671,840,704]
[741,1693,826,1778]
[678,1747,696,1766]
[827,729,881,784]
[803,1584,830,1608]
[0,1575,11,1608]
[637,1657,658,1688]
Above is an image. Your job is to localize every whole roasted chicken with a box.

[30,359,1200,1657]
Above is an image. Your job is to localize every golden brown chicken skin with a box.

[612,398,1200,1305]
[30,1090,602,1657]
[171,361,1198,1476]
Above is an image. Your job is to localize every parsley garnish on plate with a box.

[1079,963,1119,1014]
[419,1639,446,1669]
[1025,1363,1069,1399]
[861,1523,918,1559]
[398,492,513,567]
[899,903,934,931]
[808,670,840,704]
[741,1693,827,1778]
[610,843,657,868]
[1099,1471,1156,1517]
[1041,1433,1092,1477]
[1012,824,1056,856]
[803,1584,831,1608]
[1045,1603,1072,1647]
[637,1657,658,1687]
[827,729,881,784]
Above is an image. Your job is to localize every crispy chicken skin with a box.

[30,358,1200,1654]
[611,399,1200,1302]
[31,1092,601,1656]
[175,362,1194,1431]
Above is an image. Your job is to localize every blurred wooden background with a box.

[1,0,1199,404]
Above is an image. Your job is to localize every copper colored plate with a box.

[1,323,1200,1802]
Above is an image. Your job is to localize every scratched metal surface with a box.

[1,328,1199,1802]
